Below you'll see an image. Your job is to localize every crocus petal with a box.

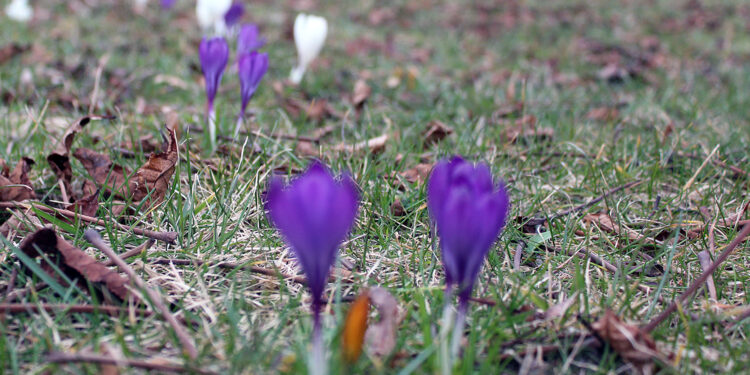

[290,13,327,84]
[265,162,359,306]
[199,37,229,106]
[237,24,266,54]
[223,2,244,27]
[5,0,32,22]
[238,51,268,111]
[196,0,232,32]
[160,0,175,9]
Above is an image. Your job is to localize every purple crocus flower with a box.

[161,0,176,9]
[428,156,509,367]
[265,162,358,375]
[223,2,244,28]
[266,162,359,314]
[428,156,510,303]
[236,23,266,55]
[234,51,268,133]
[199,37,229,149]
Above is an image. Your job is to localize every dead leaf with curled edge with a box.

[365,287,401,358]
[19,227,136,304]
[422,120,453,147]
[0,157,36,202]
[47,115,114,201]
[333,134,389,155]
[591,310,664,375]
[127,124,178,210]
[352,79,371,108]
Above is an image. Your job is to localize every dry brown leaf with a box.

[73,148,131,195]
[65,190,100,217]
[0,43,30,65]
[544,293,577,320]
[390,199,406,217]
[342,291,370,364]
[365,287,400,357]
[0,157,36,202]
[352,79,372,108]
[295,141,319,158]
[333,134,389,154]
[128,125,179,209]
[19,227,135,304]
[399,163,433,184]
[592,310,660,374]
[422,120,453,147]
[47,116,113,201]
[586,107,620,122]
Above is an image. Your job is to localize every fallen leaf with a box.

[19,227,135,304]
[73,148,131,195]
[0,157,36,202]
[591,310,660,374]
[65,190,100,217]
[583,213,655,244]
[127,124,179,210]
[352,79,371,108]
[333,134,389,154]
[399,163,433,184]
[422,120,454,147]
[295,141,319,158]
[47,116,113,201]
[544,293,577,320]
[390,199,406,217]
[0,43,30,65]
[342,291,370,363]
[365,287,400,357]
[586,107,620,122]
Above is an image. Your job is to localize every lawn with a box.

[2,0,750,373]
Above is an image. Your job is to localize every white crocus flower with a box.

[133,0,148,13]
[5,0,32,22]
[290,13,328,84]
[196,0,232,35]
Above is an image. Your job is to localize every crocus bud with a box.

[196,0,232,35]
[427,156,510,304]
[265,162,358,314]
[235,51,268,135]
[5,0,32,22]
[223,2,244,28]
[161,0,176,9]
[290,13,328,84]
[199,37,229,149]
[237,24,265,55]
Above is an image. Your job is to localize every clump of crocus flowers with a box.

[427,156,510,373]
[266,162,359,375]
[198,21,268,148]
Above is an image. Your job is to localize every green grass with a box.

[2,0,750,373]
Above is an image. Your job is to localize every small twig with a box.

[103,239,155,266]
[0,201,177,243]
[549,180,643,222]
[88,54,110,115]
[643,224,750,332]
[0,303,154,317]
[4,268,17,299]
[513,242,525,271]
[45,352,215,374]
[683,144,719,192]
[84,230,197,359]
[697,251,717,300]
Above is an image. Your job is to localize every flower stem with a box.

[309,307,327,375]
[207,103,217,152]
[440,289,455,375]
[450,299,468,359]
[233,107,245,140]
